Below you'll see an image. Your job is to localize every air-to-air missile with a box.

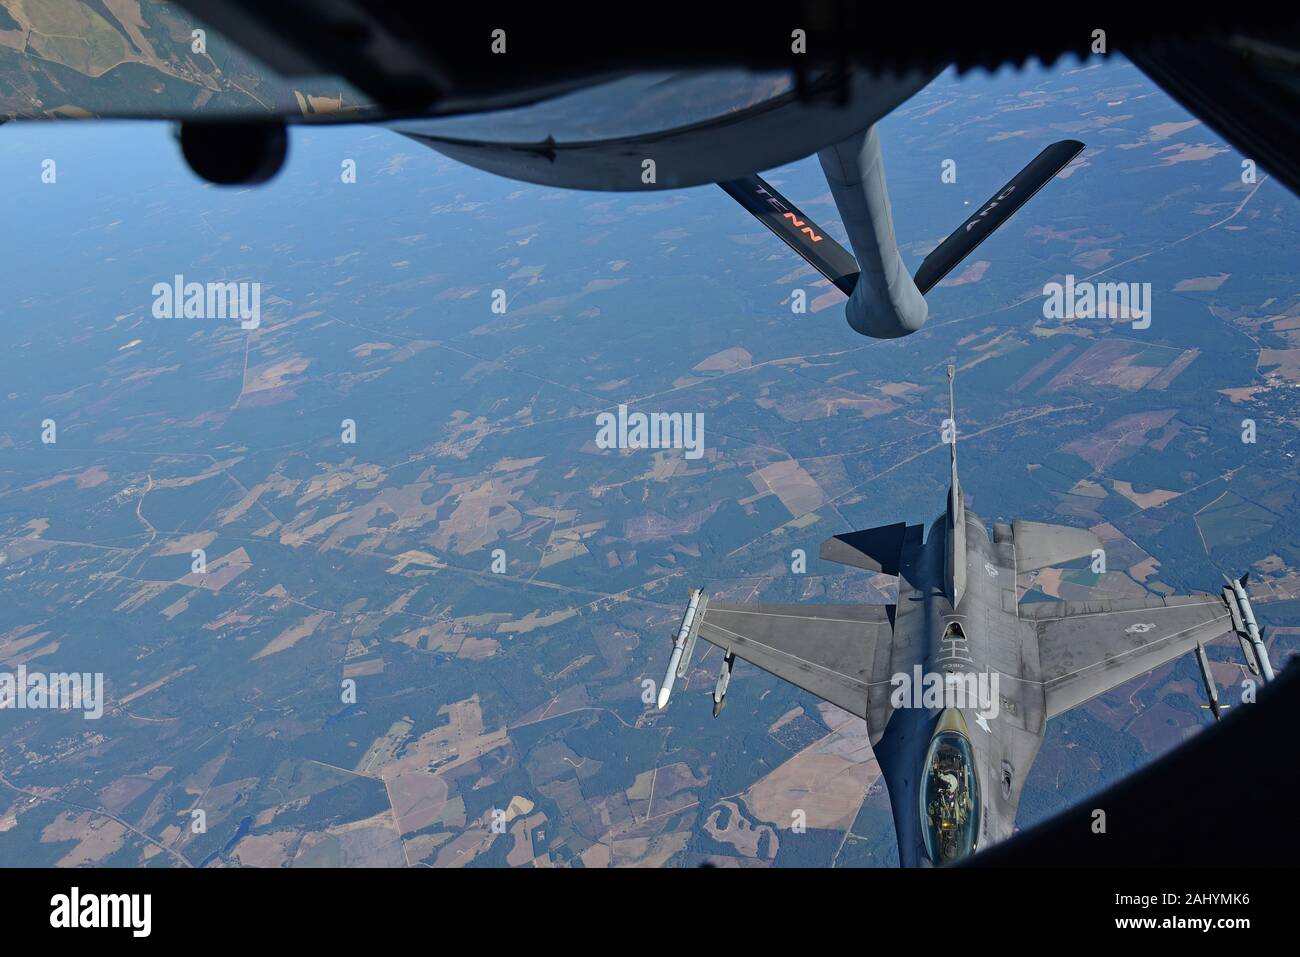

[657,589,705,709]
[712,652,736,717]
[1195,642,1226,721]
[1223,573,1274,683]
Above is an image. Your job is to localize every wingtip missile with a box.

[658,588,704,709]
[1226,575,1274,683]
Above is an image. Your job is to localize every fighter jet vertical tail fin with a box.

[945,364,966,606]
[947,364,959,510]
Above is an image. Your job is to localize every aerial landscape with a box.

[0,4,1296,870]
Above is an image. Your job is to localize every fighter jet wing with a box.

[1023,595,1233,718]
[695,601,893,720]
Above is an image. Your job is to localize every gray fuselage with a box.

[869,504,1047,866]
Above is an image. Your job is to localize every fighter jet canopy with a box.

[920,724,981,865]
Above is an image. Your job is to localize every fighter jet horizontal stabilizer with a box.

[820,522,909,575]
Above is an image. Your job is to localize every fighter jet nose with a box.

[712,697,726,717]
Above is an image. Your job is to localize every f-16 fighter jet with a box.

[658,368,1248,866]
